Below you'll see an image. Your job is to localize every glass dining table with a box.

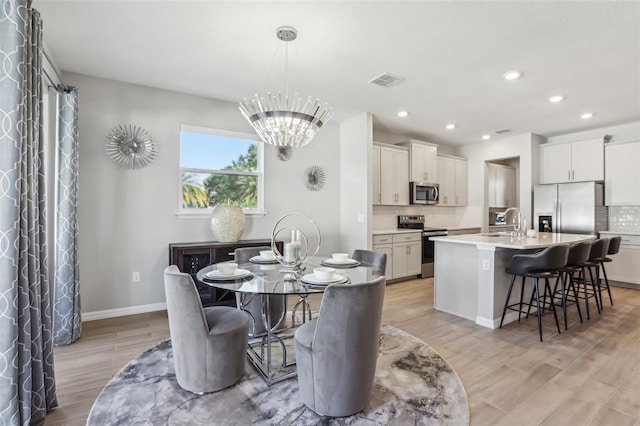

[196,258,382,385]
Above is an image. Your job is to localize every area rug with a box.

[87,325,469,425]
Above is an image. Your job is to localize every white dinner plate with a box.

[321,258,361,267]
[249,256,279,265]
[204,269,252,280]
[300,273,348,286]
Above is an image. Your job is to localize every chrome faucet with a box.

[503,207,524,237]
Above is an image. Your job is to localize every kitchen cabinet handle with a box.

[572,170,575,180]
[568,170,571,180]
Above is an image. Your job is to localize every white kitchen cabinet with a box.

[391,233,421,279]
[605,141,640,206]
[372,234,393,278]
[540,139,604,184]
[599,233,640,285]
[437,156,467,206]
[398,140,438,183]
[488,164,517,207]
[377,144,409,205]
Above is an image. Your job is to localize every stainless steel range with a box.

[397,215,448,278]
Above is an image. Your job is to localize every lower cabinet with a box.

[599,234,640,285]
[373,232,421,280]
[372,234,394,278]
[392,233,422,279]
[169,239,283,306]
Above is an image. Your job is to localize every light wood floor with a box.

[45,279,640,425]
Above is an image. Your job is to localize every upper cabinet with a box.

[437,156,467,206]
[488,163,517,208]
[605,141,640,206]
[398,140,438,183]
[373,143,409,206]
[540,139,604,184]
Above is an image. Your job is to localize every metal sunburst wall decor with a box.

[303,165,326,191]
[105,124,158,169]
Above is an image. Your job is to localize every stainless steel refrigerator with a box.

[533,182,607,235]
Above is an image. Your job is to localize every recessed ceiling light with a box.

[397,111,409,118]
[581,113,594,119]
[446,123,456,130]
[503,71,521,80]
[482,134,491,140]
[549,95,564,103]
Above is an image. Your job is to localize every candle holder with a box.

[271,213,321,279]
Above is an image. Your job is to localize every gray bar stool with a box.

[500,245,570,342]
[578,238,610,317]
[551,241,590,329]
[596,236,621,306]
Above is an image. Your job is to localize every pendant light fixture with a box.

[239,26,333,148]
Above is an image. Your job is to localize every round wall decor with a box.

[105,124,158,169]
[276,146,292,161]
[303,165,326,191]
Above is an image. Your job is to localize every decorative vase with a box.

[210,204,245,242]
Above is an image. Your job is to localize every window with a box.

[179,125,264,215]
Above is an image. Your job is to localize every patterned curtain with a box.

[53,88,81,346]
[0,0,58,424]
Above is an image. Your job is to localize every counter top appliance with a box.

[398,215,447,278]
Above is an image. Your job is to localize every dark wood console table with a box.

[168,239,283,307]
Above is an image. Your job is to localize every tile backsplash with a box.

[608,206,640,232]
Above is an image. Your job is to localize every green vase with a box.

[210,204,245,242]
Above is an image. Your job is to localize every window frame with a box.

[177,125,265,218]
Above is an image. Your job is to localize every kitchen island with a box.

[430,232,595,329]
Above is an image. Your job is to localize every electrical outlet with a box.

[482,259,490,271]
[357,214,365,223]
[132,272,141,283]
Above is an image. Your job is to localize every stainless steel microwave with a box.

[410,182,439,205]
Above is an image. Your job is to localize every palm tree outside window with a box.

[180,125,264,214]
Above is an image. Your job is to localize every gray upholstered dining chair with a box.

[352,249,387,275]
[234,247,286,336]
[163,265,248,393]
[294,276,386,417]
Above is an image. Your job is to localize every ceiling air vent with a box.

[494,128,511,134]
[369,73,406,88]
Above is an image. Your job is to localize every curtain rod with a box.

[42,48,69,91]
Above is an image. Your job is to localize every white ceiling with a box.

[34,1,640,146]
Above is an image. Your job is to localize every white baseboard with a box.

[82,302,167,322]
[476,311,519,329]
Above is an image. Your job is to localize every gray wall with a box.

[65,72,343,315]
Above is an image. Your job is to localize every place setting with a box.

[203,262,253,281]
[300,267,349,287]
[320,252,361,268]
[249,249,279,265]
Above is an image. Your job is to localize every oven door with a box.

[422,230,448,277]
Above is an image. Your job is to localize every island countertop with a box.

[431,232,594,250]
[432,231,595,329]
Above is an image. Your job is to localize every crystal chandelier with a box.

[239,26,333,148]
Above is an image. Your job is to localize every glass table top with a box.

[196,259,381,295]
